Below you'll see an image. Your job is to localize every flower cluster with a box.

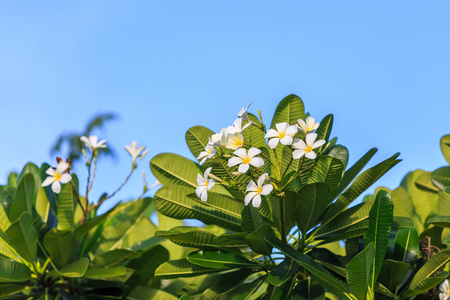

[194,104,326,207]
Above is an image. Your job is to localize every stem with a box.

[281,155,294,179]
[70,181,85,215]
[279,194,287,243]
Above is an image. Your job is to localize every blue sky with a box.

[1,1,449,212]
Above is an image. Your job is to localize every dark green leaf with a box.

[392,228,419,264]
[378,259,409,293]
[84,266,127,279]
[187,251,256,269]
[325,145,349,171]
[440,134,450,165]
[155,259,226,279]
[5,212,37,263]
[8,174,34,222]
[270,94,305,129]
[268,259,299,287]
[245,225,276,255]
[346,242,374,300]
[409,249,450,290]
[0,260,32,282]
[185,126,215,160]
[151,153,201,188]
[294,278,325,300]
[296,183,331,234]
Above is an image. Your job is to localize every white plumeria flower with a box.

[238,102,253,122]
[80,135,107,152]
[196,167,215,202]
[209,128,228,147]
[125,141,147,163]
[227,118,251,135]
[265,122,298,149]
[197,144,216,165]
[245,173,273,207]
[226,132,245,150]
[42,161,72,194]
[150,179,162,189]
[297,116,320,133]
[228,147,264,173]
[292,133,325,160]
[440,279,450,300]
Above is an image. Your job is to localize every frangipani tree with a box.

[150,94,446,299]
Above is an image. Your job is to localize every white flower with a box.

[209,128,228,147]
[80,135,107,152]
[228,147,264,173]
[297,116,320,133]
[197,144,216,165]
[196,167,215,202]
[238,102,253,122]
[292,133,325,160]
[439,279,450,300]
[150,180,162,189]
[245,174,273,207]
[226,132,245,150]
[42,161,72,194]
[125,141,147,162]
[227,118,251,135]
[265,122,298,149]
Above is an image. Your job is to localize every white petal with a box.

[204,167,213,179]
[228,157,243,167]
[246,180,259,192]
[227,125,237,134]
[312,139,326,149]
[197,173,207,185]
[249,157,264,168]
[257,174,265,187]
[80,136,90,145]
[292,150,306,159]
[196,186,207,198]
[245,192,257,205]
[197,151,208,160]
[56,162,69,173]
[42,176,55,187]
[46,167,55,176]
[280,135,293,146]
[292,138,307,150]
[201,190,208,202]
[242,122,251,131]
[268,138,279,149]
[285,125,298,135]
[233,148,247,159]
[247,147,261,158]
[252,195,262,207]
[200,157,207,165]
[60,173,72,184]
[275,122,288,132]
[238,163,249,173]
[297,119,307,131]
[51,181,61,194]
[207,179,215,190]
[305,133,318,146]
[265,129,279,138]
[97,140,107,148]
[306,116,315,129]
[312,122,320,131]
[261,184,273,195]
[305,151,317,160]
[90,136,98,146]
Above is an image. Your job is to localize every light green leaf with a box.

[296,183,331,234]
[43,229,76,268]
[345,242,374,300]
[187,251,256,269]
[154,186,243,232]
[0,260,32,282]
[151,153,200,188]
[73,203,118,240]
[35,187,51,223]
[0,206,10,232]
[409,249,450,289]
[83,266,127,279]
[56,183,75,231]
[431,167,450,190]
[54,257,89,278]
[91,249,140,268]
[155,259,226,279]
[186,126,215,160]
[243,113,267,149]
[0,283,29,297]
[8,174,34,222]
[270,94,305,129]
[402,272,447,298]
[5,212,37,263]
[427,215,450,228]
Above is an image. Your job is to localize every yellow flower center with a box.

[54,173,61,181]
[243,157,251,164]
[257,186,263,194]
[305,146,313,153]
[205,181,209,187]
[279,132,285,138]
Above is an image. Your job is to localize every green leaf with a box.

[325,145,349,171]
[391,186,415,220]
[440,134,450,165]
[431,167,450,190]
[427,215,450,228]
[377,259,409,293]
[155,259,226,279]
[0,283,29,297]
[127,245,169,286]
[409,249,450,289]
[296,183,331,234]
[8,174,34,222]
[220,275,266,300]
[245,225,276,256]
[244,113,267,148]
[363,190,393,285]
[345,242,374,300]
[129,286,178,300]
[91,249,140,268]
[265,238,353,299]
[392,228,419,264]
[43,229,76,268]
[56,183,75,231]
[73,203,118,240]
[186,126,215,160]
[154,186,243,232]
[0,260,32,282]
[187,251,256,269]
[199,269,254,299]
[35,187,51,223]
[267,258,299,287]
[270,94,305,129]
[294,278,325,300]
[0,206,11,232]
[54,257,89,277]
[307,157,343,197]
[402,272,447,298]
[151,153,201,188]
[323,153,400,223]
[83,266,127,279]
[5,212,37,263]
[241,205,265,233]
[315,114,333,149]
[19,162,41,202]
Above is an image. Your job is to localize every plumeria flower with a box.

[196,167,215,202]
[150,179,162,189]
[439,279,450,300]
[226,132,245,150]
[245,173,273,207]
[238,102,253,122]
[42,161,72,194]
[227,118,251,135]
[297,116,320,133]
[197,144,216,165]
[292,133,325,160]
[125,141,147,163]
[265,122,298,149]
[209,128,227,147]
[80,135,107,152]
[228,147,264,173]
